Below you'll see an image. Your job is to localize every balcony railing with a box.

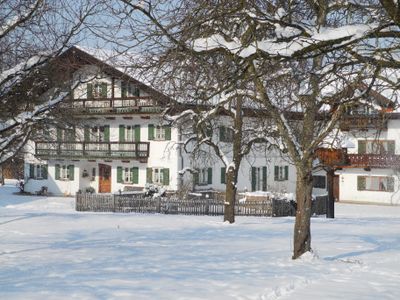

[340,114,388,131]
[315,148,349,167]
[35,141,150,159]
[62,96,163,114]
[347,154,400,168]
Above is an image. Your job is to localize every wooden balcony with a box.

[63,96,163,115]
[339,114,388,131]
[315,148,349,167]
[347,154,400,168]
[35,141,150,160]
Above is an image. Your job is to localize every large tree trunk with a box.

[292,167,314,259]
[224,166,237,223]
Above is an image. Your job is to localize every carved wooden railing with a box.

[35,141,150,159]
[347,154,400,168]
[62,96,163,114]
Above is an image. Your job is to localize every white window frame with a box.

[123,167,132,183]
[199,168,208,185]
[254,167,263,191]
[125,125,134,141]
[275,166,288,181]
[153,168,164,185]
[60,165,70,180]
[155,126,166,140]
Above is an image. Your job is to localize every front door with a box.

[99,164,111,193]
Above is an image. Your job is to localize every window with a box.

[119,125,140,142]
[219,126,234,143]
[148,124,171,141]
[117,167,138,184]
[146,168,170,185]
[358,176,394,192]
[313,176,326,189]
[121,81,140,98]
[194,168,212,185]
[29,164,48,180]
[85,126,110,142]
[251,167,267,191]
[358,140,395,155]
[55,164,74,181]
[274,166,289,181]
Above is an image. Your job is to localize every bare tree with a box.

[100,0,389,258]
[0,0,100,164]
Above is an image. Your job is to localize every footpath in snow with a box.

[0,181,400,299]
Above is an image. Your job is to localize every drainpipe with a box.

[177,125,184,191]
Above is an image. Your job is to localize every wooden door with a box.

[333,175,340,202]
[99,164,111,193]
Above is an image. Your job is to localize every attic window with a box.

[87,82,107,98]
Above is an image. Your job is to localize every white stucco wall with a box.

[336,168,400,205]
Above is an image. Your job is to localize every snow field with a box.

[1,181,400,299]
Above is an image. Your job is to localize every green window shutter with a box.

[134,125,141,141]
[121,81,127,98]
[134,86,140,97]
[55,164,60,180]
[87,83,93,99]
[117,167,123,183]
[148,124,154,140]
[387,177,394,192]
[146,168,153,183]
[29,164,35,179]
[164,126,171,140]
[101,82,107,97]
[56,128,62,142]
[357,176,366,191]
[251,167,256,191]
[262,166,267,191]
[163,168,170,186]
[284,166,289,180]
[132,167,139,184]
[42,165,48,179]
[119,125,125,142]
[68,165,74,180]
[221,167,226,184]
[207,167,212,184]
[358,140,366,154]
[219,126,225,142]
[388,141,395,155]
[194,171,199,185]
[84,127,90,142]
[104,125,110,142]
[274,166,279,181]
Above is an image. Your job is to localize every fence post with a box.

[113,194,116,213]
[157,197,161,213]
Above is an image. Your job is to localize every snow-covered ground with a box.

[1,180,400,300]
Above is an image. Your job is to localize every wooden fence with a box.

[76,193,327,217]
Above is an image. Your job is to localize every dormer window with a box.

[121,81,140,98]
[87,82,107,98]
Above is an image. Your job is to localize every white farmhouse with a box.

[23,46,328,197]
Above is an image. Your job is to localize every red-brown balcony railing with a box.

[35,141,150,159]
[315,148,349,167]
[347,154,400,168]
[63,96,163,114]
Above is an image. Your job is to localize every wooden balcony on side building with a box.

[346,154,400,168]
